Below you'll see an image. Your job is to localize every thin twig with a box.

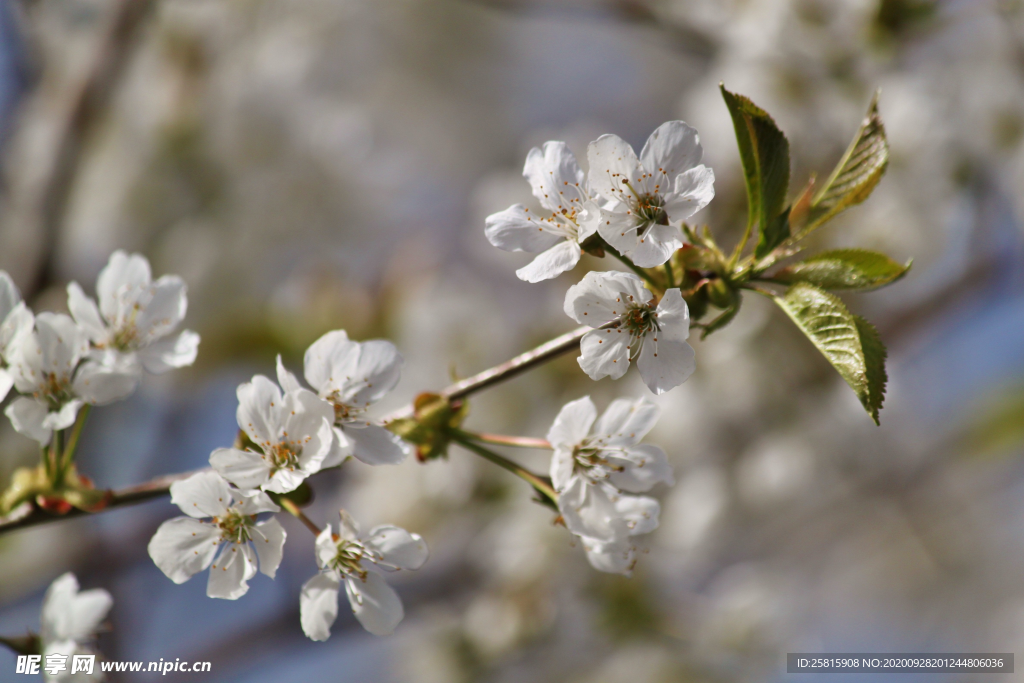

[466,433,552,450]
[449,430,558,505]
[278,498,322,536]
[0,468,208,534]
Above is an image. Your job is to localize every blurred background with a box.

[1,0,1023,681]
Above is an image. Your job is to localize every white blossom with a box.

[148,471,286,600]
[564,271,695,394]
[0,271,33,403]
[40,572,112,682]
[588,121,715,267]
[276,330,411,466]
[548,396,672,574]
[4,313,138,445]
[67,250,199,376]
[300,512,428,639]
[485,141,600,282]
[210,375,335,494]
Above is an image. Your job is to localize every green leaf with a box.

[720,84,791,259]
[773,283,887,423]
[772,248,911,290]
[799,91,889,236]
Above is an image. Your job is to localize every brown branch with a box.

[0,468,207,534]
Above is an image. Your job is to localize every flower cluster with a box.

[548,396,673,575]
[148,329,426,638]
[0,252,199,447]
[486,121,711,395]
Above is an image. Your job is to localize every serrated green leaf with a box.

[853,315,887,424]
[772,248,911,290]
[773,283,887,423]
[800,91,889,236]
[720,85,791,258]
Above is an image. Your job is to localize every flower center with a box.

[634,192,668,225]
[215,509,253,544]
[328,539,371,579]
[266,441,301,474]
[571,443,624,482]
[36,372,74,411]
[330,397,363,423]
[620,302,659,337]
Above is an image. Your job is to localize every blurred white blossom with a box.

[40,573,111,683]
[588,121,715,267]
[300,511,427,639]
[66,250,199,376]
[148,471,285,600]
[564,271,694,394]
[484,141,599,282]
[210,374,335,494]
[0,271,33,403]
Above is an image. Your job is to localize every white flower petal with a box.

[546,396,597,449]
[41,399,83,432]
[5,397,52,444]
[275,355,303,393]
[638,121,703,189]
[35,313,89,377]
[595,205,639,256]
[66,283,107,343]
[169,471,233,518]
[515,240,581,283]
[73,357,139,405]
[236,375,283,449]
[594,398,659,446]
[207,543,256,599]
[234,488,280,515]
[587,134,643,204]
[577,200,602,242]
[558,477,623,542]
[523,140,586,214]
[627,223,684,268]
[654,288,691,342]
[0,270,20,322]
[485,205,563,253]
[134,275,187,343]
[148,517,220,584]
[0,369,12,403]
[563,270,650,325]
[578,328,631,381]
[340,340,403,408]
[344,423,410,466]
[254,517,287,578]
[300,572,341,641]
[549,448,576,492]
[209,447,271,491]
[365,525,429,570]
[0,302,33,359]
[615,494,660,536]
[264,467,310,494]
[41,573,113,644]
[344,571,404,636]
[607,443,674,493]
[580,536,636,575]
[663,164,715,222]
[96,251,151,323]
[303,329,357,397]
[137,330,200,374]
[314,525,336,569]
[322,426,353,469]
[636,336,694,395]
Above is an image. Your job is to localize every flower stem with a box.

[60,404,91,474]
[604,244,661,290]
[279,498,322,536]
[664,259,677,289]
[728,220,754,270]
[449,430,558,507]
[463,432,552,450]
[47,432,63,487]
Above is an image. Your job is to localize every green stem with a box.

[598,236,661,290]
[61,404,91,474]
[449,430,558,506]
[463,432,552,450]
[47,432,63,487]
[664,259,677,289]
[728,220,754,270]
[279,498,323,536]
